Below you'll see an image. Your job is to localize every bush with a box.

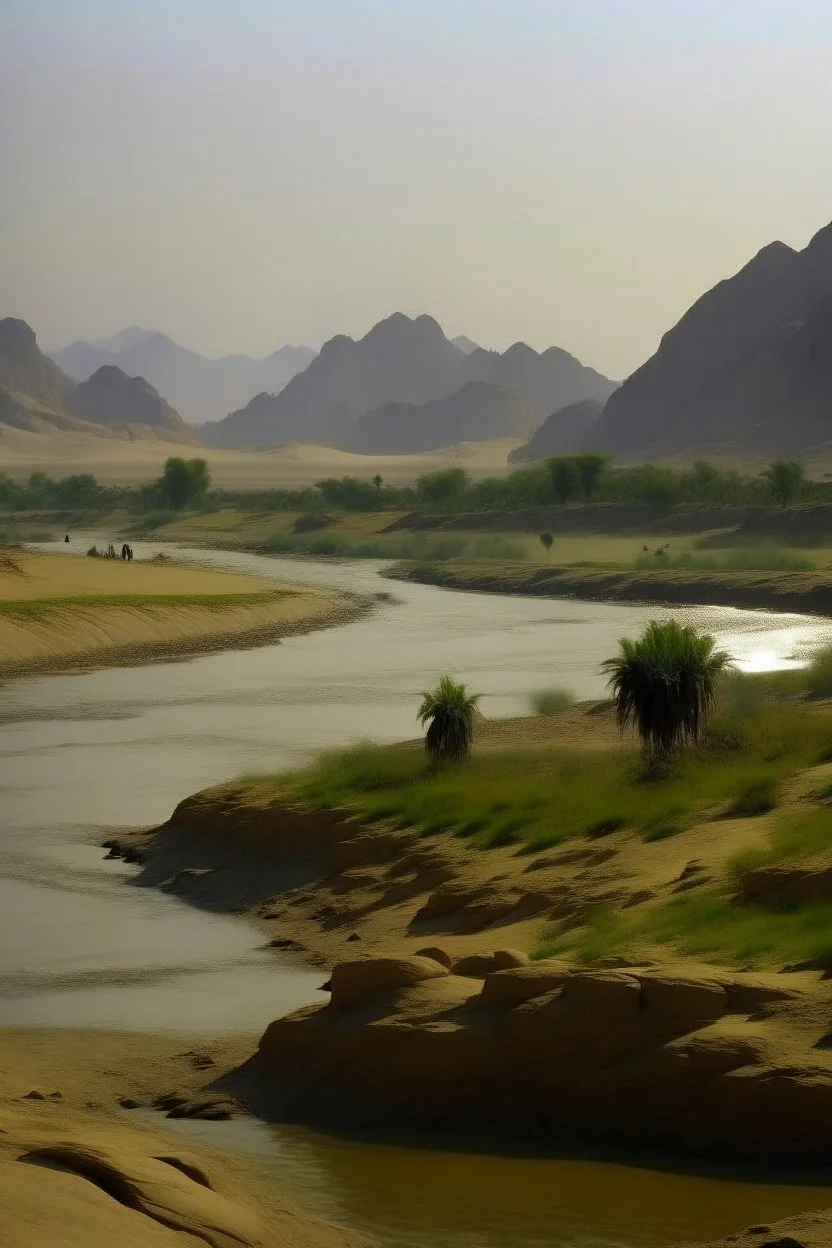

[587,815,626,838]
[642,809,689,841]
[725,778,778,818]
[86,545,100,558]
[531,687,575,715]
[804,645,832,699]
[293,512,334,534]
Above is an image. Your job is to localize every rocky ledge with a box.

[240,950,832,1162]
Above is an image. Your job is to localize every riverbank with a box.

[389,557,832,616]
[101,695,832,1163]
[0,550,360,679]
[0,1028,372,1247]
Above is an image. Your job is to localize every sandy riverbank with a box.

[98,701,832,1169]
[0,1028,372,1247]
[0,550,360,679]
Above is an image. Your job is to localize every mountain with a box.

[0,318,192,442]
[64,365,191,437]
[52,333,316,423]
[0,318,74,410]
[202,313,616,450]
[591,220,832,456]
[508,398,604,464]
[345,382,538,454]
[452,334,480,354]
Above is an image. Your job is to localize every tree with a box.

[763,460,804,508]
[161,457,211,508]
[574,453,609,503]
[372,474,383,506]
[539,532,554,559]
[547,457,579,505]
[416,468,470,507]
[601,620,730,757]
[417,675,480,763]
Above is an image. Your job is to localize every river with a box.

[2,537,832,1247]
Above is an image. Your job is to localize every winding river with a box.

[3,537,832,1247]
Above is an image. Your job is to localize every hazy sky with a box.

[3,1,832,377]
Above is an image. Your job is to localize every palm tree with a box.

[417,675,480,763]
[539,532,554,560]
[372,473,383,505]
[601,620,730,756]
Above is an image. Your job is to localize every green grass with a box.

[538,805,832,969]
[636,545,815,572]
[0,591,288,618]
[247,703,832,856]
[260,532,525,561]
[539,890,832,970]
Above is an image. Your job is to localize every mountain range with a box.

[51,330,316,424]
[0,318,190,443]
[202,313,618,450]
[591,220,832,457]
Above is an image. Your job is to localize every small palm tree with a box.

[539,532,554,560]
[601,620,730,756]
[418,675,480,763]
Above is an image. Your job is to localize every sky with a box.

[3,0,832,379]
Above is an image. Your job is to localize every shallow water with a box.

[2,538,832,1244]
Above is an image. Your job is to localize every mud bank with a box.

[388,558,832,617]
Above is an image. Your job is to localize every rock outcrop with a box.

[251,957,828,1161]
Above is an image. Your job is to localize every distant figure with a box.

[127,545,134,561]
[121,544,128,560]
[64,534,69,543]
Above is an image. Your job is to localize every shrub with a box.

[602,620,731,756]
[725,778,778,818]
[86,545,100,558]
[804,645,832,699]
[587,815,626,838]
[642,809,689,841]
[531,687,575,715]
[293,512,333,534]
[417,675,481,763]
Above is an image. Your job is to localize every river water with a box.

[2,537,832,1246]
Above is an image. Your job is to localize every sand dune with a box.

[0,424,521,487]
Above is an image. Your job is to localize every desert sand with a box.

[0,550,358,679]
[0,425,522,486]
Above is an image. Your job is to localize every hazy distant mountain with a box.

[0,318,192,442]
[590,220,832,456]
[202,313,616,450]
[0,318,74,410]
[345,382,538,454]
[52,332,316,423]
[451,334,480,354]
[65,365,191,437]
[509,398,604,464]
